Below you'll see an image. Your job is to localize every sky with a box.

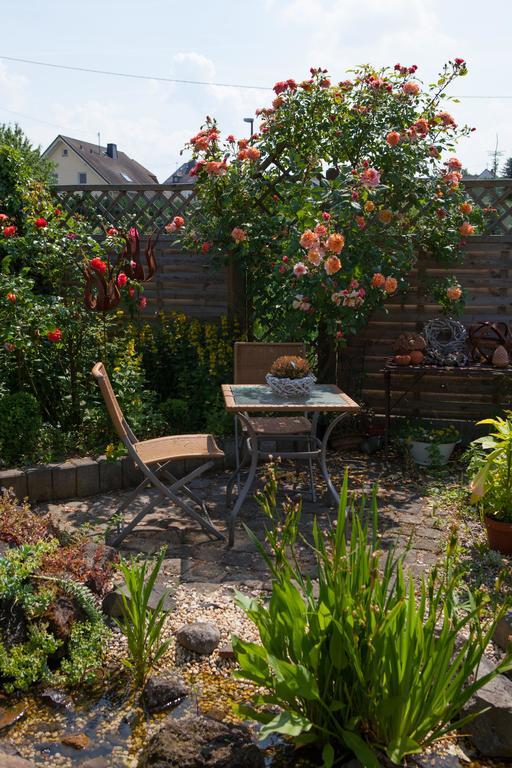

[0,0,511,182]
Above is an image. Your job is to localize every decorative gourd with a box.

[410,350,424,365]
[394,354,411,366]
[393,332,426,355]
[492,345,509,368]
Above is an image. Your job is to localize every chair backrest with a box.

[91,362,137,446]
[234,342,306,384]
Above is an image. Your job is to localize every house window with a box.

[62,149,68,156]
[78,172,87,184]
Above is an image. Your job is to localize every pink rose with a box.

[360,167,381,188]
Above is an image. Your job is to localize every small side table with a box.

[222,383,360,545]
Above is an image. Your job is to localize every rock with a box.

[465,655,512,758]
[493,610,512,652]
[141,673,189,713]
[82,758,109,768]
[176,622,220,655]
[40,687,74,710]
[102,576,174,619]
[137,714,264,768]
[81,542,117,595]
[44,592,85,640]
[61,732,90,750]
[218,643,236,661]
[0,754,37,768]
[0,704,26,731]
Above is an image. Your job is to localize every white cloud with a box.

[0,61,29,112]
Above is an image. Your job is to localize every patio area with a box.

[39,452,444,591]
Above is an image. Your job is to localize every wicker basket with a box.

[265,373,316,398]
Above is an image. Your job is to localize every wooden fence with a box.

[53,179,512,419]
[341,179,512,421]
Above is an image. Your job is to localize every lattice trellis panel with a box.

[464,180,512,237]
[53,184,197,233]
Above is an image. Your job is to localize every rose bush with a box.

[185,59,483,371]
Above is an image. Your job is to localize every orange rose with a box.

[326,232,345,254]
[459,201,473,215]
[231,227,247,242]
[300,229,319,250]
[446,285,462,301]
[371,272,386,288]
[378,209,393,224]
[384,276,398,293]
[386,131,400,146]
[459,221,475,236]
[307,248,322,266]
[403,81,420,96]
[324,255,342,275]
[314,223,328,237]
[246,147,261,160]
[364,201,375,213]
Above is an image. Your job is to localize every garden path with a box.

[37,452,447,590]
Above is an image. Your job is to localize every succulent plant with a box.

[269,355,311,379]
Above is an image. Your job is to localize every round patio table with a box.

[222,383,361,545]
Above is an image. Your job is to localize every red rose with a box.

[454,58,465,65]
[107,227,118,236]
[35,217,48,228]
[47,328,62,343]
[0,213,9,221]
[54,208,62,216]
[201,242,212,254]
[6,293,16,303]
[117,272,127,287]
[89,257,107,274]
[172,215,185,229]
[322,212,331,221]
[128,287,135,298]
[3,225,16,238]
[138,296,147,310]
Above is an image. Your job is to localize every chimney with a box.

[106,143,118,159]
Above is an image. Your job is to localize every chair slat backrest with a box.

[234,342,306,384]
[91,362,135,445]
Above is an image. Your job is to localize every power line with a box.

[0,55,271,91]
[1,55,511,99]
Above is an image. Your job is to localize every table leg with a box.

[384,370,391,457]
[227,440,259,547]
[318,413,349,508]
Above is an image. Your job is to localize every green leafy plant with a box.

[0,391,42,464]
[470,412,512,522]
[233,469,512,767]
[114,547,172,687]
[407,420,460,444]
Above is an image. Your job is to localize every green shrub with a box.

[0,391,42,464]
[0,541,107,692]
[469,412,512,522]
[160,398,190,434]
[233,469,512,767]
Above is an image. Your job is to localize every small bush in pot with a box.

[469,412,512,554]
[407,421,460,467]
[266,355,316,397]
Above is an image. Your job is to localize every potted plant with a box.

[408,421,460,466]
[469,413,512,554]
[266,355,316,398]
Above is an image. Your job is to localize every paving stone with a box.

[0,469,27,500]
[51,461,77,500]
[72,458,99,497]
[98,456,123,492]
[120,455,143,488]
[26,465,53,503]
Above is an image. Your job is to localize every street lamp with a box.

[243,117,254,137]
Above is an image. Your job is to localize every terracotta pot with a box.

[484,515,512,555]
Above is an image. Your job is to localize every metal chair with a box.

[232,342,316,501]
[92,362,225,546]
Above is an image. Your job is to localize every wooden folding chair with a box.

[232,342,316,500]
[92,362,225,546]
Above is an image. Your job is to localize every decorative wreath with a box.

[423,317,468,367]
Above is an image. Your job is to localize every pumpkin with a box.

[394,354,411,366]
[410,350,424,365]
